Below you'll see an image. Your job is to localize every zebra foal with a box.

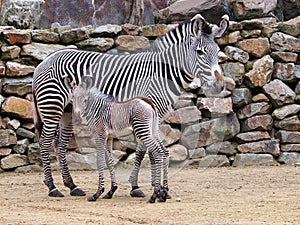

[70,76,169,203]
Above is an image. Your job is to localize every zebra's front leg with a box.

[55,112,85,196]
[129,142,146,197]
[88,133,107,202]
[103,138,118,199]
[40,122,64,197]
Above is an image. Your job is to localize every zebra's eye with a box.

[196,49,204,56]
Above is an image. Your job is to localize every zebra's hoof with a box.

[48,188,64,197]
[130,188,145,198]
[70,187,86,196]
[87,195,97,202]
[148,197,156,203]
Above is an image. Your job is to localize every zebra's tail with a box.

[32,89,43,139]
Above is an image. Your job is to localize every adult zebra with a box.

[32,14,229,198]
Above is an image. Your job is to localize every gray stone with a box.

[2,77,33,97]
[272,104,300,120]
[1,45,21,60]
[277,16,300,37]
[168,144,188,162]
[13,139,29,154]
[0,0,44,29]
[0,154,29,170]
[164,106,201,124]
[278,152,300,165]
[238,38,270,58]
[0,129,17,147]
[31,30,60,43]
[274,115,300,131]
[270,52,298,63]
[270,32,300,52]
[22,43,77,61]
[159,124,181,147]
[27,142,40,164]
[181,113,240,149]
[198,155,230,168]
[242,114,273,132]
[206,141,237,156]
[263,79,295,107]
[64,152,97,171]
[245,55,274,87]
[16,128,35,139]
[0,148,12,157]
[231,0,277,21]
[116,35,150,52]
[7,119,20,130]
[273,63,299,83]
[237,139,280,156]
[231,88,252,108]
[281,144,300,152]
[14,164,42,173]
[216,31,242,46]
[275,130,300,144]
[237,102,272,120]
[189,147,206,159]
[91,24,122,37]
[224,46,249,63]
[197,97,232,115]
[241,29,261,38]
[60,28,90,44]
[221,62,245,86]
[233,154,278,167]
[5,62,35,77]
[235,131,271,144]
[76,38,114,52]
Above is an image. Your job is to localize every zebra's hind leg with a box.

[54,112,85,196]
[129,142,146,198]
[40,122,64,197]
[103,138,118,199]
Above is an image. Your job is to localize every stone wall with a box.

[0,15,299,172]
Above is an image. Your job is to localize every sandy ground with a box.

[1,164,300,225]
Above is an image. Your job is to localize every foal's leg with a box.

[87,132,107,201]
[129,141,146,197]
[103,138,118,199]
[54,112,85,196]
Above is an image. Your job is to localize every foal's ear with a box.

[82,75,93,90]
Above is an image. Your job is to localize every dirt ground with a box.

[1,164,300,225]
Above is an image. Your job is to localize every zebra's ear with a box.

[212,15,229,38]
[191,14,205,37]
[82,75,93,90]
[63,76,72,89]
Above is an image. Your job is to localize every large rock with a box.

[1,45,21,60]
[5,62,35,77]
[154,0,231,24]
[115,35,150,52]
[278,16,300,36]
[216,31,242,46]
[60,27,90,44]
[198,155,230,168]
[270,32,300,52]
[168,144,188,162]
[197,97,232,115]
[231,88,252,108]
[206,141,237,156]
[221,62,245,86]
[237,38,270,58]
[281,144,300,152]
[2,30,31,44]
[270,51,298,63]
[91,24,122,37]
[181,113,240,149]
[2,77,32,97]
[22,43,77,61]
[231,0,277,21]
[245,55,274,87]
[278,152,300,165]
[159,124,181,147]
[31,30,60,44]
[139,24,169,38]
[233,154,278,167]
[273,63,300,83]
[237,102,272,119]
[237,139,280,156]
[242,114,273,131]
[75,38,114,52]
[235,131,271,143]
[224,46,249,63]
[0,0,44,29]
[274,115,300,131]
[0,154,29,170]
[272,104,300,120]
[263,79,295,107]
[275,130,300,143]
[165,106,201,124]
[1,96,33,120]
[0,129,17,147]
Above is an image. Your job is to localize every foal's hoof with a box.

[148,197,156,203]
[87,195,98,202]
[130,188,145,198]
[70,187,86,196]
[48,188,64,197]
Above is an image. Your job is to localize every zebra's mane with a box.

[143,19,212,53]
